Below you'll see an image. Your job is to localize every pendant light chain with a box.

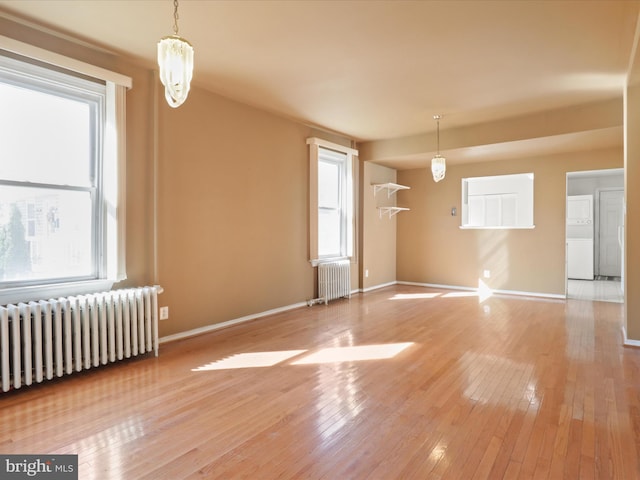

[173,0,180,35]
[437,117,440,154]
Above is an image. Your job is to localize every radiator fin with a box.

[0,286,161,393]
[318,261,351,304]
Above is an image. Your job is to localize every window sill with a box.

[0,279,115,306]
[310,257,351,267]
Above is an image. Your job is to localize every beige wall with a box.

[397,148,623,295]
[626,80,640,340]
[361,162,398,290]
[157,87,319,336]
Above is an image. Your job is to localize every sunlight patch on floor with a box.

[192,343,415,371]
[441,291,477,298]
[391,293,441,300]
[478,279,493,302]
[439,280,493,303]
[192,350,306,371]
[291,343,414,365]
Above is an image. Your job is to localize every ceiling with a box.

[0,0,638,168]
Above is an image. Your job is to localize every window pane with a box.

[501,194,518,226]
[0,82,92,186]
[0,185,94,283]
[485,195,501,226]
[468,196,485,226]
[318,209,341,256]
[318,160,340,208]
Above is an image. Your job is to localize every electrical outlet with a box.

[365,269,369,278]
[483,270,491,279]
[159,306,169,320]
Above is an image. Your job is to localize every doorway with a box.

[566,169,624,303]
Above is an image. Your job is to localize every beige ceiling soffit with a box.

[372,130,622,171]
[359,98,622,162]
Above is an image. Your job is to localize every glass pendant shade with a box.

[431,154,446,182]
[431,114,446,182]
[157,35,194,108]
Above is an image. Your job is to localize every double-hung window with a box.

[0,38,130,304]
[307,137,357,264]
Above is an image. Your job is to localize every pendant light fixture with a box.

[157,0,194,108]
[431,115,446,182]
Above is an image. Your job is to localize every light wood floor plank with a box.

[1,285,640,479]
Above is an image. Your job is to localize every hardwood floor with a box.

[1,285,639,479]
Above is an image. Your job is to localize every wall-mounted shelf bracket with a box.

[372,182,410,198]
[378,206,410,218]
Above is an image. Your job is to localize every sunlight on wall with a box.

[477,229,510,291]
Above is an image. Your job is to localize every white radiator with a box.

[317,260,351,305]
[0,286,161,393]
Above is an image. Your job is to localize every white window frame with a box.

[307,137,358,266]
[0,36,131,305]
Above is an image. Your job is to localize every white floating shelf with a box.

[378,206,410,218]
[372,182,410,198]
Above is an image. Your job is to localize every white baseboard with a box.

[159,301,308,344]
[361,281,397,293]
[398,281,475,292]
[622,326,640,347]
[492,288,565,300]
[396,281,566,300]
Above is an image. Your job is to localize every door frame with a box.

[565,168,624,299]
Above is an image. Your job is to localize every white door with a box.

[598,190,624,277]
